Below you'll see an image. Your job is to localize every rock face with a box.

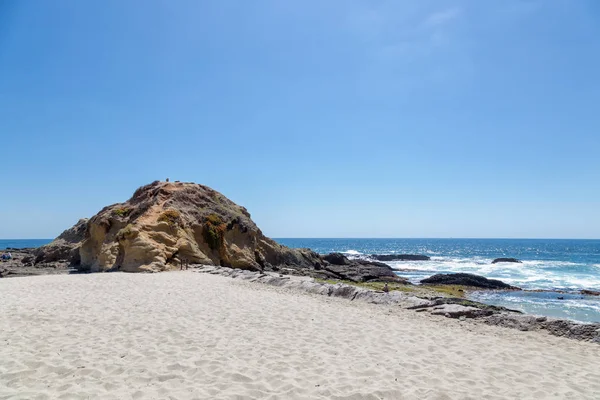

[483,314,600,343]
[37,181,402,282]
[323,253,349,265]
[429,304,495,319]
[371,254,430,261]
[420,273,518,290]
[34,218,88,264]
[491,258,522,264]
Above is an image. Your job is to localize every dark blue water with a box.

[0,239,52,250]
[276,238,600,322]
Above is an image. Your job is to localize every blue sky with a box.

[1,0,599,239]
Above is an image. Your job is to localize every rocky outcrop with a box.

[429,304,495,319]
[323,259,409,283]
[0,248,75,278]
[491,258,522,264]
[38,181,402,282]
[34,219,88,264]
[581,290,600,296]
[318,253,402,282]
[483,314,600,343]
[323,253,349,265]
[371,254,430,261]
[420,273,519,290]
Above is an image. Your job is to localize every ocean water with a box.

[276,238,600,323]
[0,239,52,250]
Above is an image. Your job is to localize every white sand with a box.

[1,272,599,400]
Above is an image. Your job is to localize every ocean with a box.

[2,238,599,323]
[0,239,53,249]
[276,238,600,323]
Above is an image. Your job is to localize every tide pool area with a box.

[277,238,600,323]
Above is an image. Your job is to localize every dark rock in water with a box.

[323,253,349,265]
[420,273,518,290]
[323,260,408,283]
[491,257,522,264]
[581,290,600,296]
[371,254,431,261]
[557,296,565,300]
[355,259,396,269]
[319,254,403,282]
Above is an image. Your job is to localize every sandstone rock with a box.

[41,181,403,282]
[420,273,518,290]
[430,304,494,318]
[491,257,522,264]
[34,219,88,264]
[371,254,430,261]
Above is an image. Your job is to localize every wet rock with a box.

[491,258,522,264]
[420,273,518,290]
[581,289,600,296]
[371,254,430,261]
[484,314,600,343]
[323,253,349,265]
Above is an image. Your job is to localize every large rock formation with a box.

[34,218,88,264]
[35,181,401,282]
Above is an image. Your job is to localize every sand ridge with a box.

[1,271,600,399]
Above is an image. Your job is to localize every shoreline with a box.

[2,247,600,330]
[193,265,600,343]
[1,270,599,399]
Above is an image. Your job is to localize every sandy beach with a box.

[1,272,600,400]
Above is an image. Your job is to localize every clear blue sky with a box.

[1,0,599,239]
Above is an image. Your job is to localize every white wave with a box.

[387,256,600,291]
[342,250,362,256]
[521,260,579,268]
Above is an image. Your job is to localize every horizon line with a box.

[2,237,599,241]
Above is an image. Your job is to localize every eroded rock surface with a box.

[34,219,88,264]
[35,181,404,282]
